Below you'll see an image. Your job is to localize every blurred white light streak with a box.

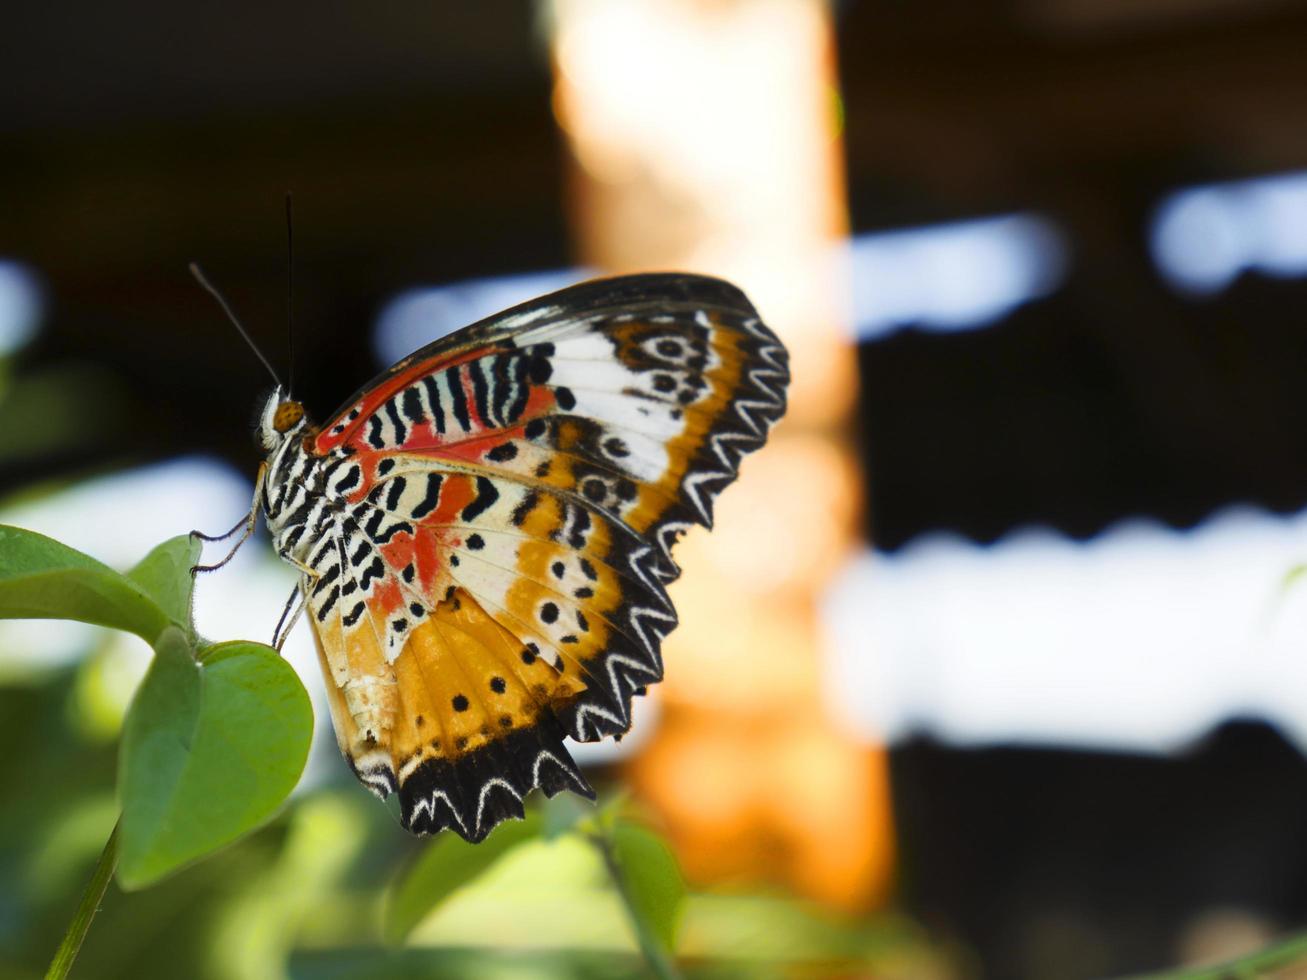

[848,214,1067,339]
[1151,170,1307,294]
[823,507,1307,755]
[0,259,43,356]
[373,268,587,367]
[1,456,250,570]
[372,216,1067,364]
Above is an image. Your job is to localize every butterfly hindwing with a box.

[296,273,788,839]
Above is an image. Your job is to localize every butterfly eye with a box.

[273,401,305,433]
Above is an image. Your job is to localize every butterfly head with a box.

[256,387,310,454]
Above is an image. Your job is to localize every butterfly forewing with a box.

[279,273,788,841]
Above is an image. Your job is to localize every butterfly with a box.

[247,273,788,841]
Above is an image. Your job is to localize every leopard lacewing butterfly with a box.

[234,273,788,841]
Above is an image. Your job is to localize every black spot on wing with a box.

[511,489,539,528]
[411,473,444,520]
[315,585,340,621]
[565,507,591,550]
[460,477,500,522]
[359,556,386,591]
[312,564,340,595]
[377,522,412,544]
[528,351,553,384]
[492,354,526,427]
[470,356,492,428]
[384,399,408,446]
[343,601,366,628]
[447,366,471,431]
[401,386,424,424]
[422,376,447,434]
[385,476,407,512]
[310,537,337,567]
[334,465,361,494]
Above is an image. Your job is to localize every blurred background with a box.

[5,1,1307,977]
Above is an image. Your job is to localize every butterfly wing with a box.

[302,273,788,840]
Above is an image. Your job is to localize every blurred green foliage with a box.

[0,526,949,979]
[385,814,545,945]
[607,823,685,954]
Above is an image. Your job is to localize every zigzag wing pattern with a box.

[294,274,788,840]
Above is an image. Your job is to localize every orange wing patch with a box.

[313,584,593,841]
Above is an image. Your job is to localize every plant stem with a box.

[589,827,683,980]
[45,818,120,980]
[1123,931,1307,980]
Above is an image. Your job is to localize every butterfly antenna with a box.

[284,191,295,398]
[189,262,282,389]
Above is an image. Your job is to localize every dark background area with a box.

[893,722,1307,978]
[7,2,1307,976]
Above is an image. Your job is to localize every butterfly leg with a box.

[192,462,267,574]
[270,557,320,650]
[192,512,249,544]
[271,583,302,651]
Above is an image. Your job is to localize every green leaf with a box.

[384,814,542,945]
[611,822,686,953]
[540,791,592,839]
[576,788,629,837]
[0,525,172,643]
[125,535,201,636]
[117,632,313,890]
[1279,562,1307,599]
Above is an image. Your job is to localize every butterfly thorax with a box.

[256,390,330,563]
[262,439,331,561]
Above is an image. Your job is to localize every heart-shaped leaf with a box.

[384,815,542,945]
[611,822,686,953]
[117,631,312,890]
[0,525,177,644]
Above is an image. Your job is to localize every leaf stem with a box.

[1121,931,1307,980]
[45,818,120,980]
[588,826,683,980]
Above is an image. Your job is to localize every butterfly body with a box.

[255,273,788,841]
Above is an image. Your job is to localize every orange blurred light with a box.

[552,0,857,428]
[549,0,890,910]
